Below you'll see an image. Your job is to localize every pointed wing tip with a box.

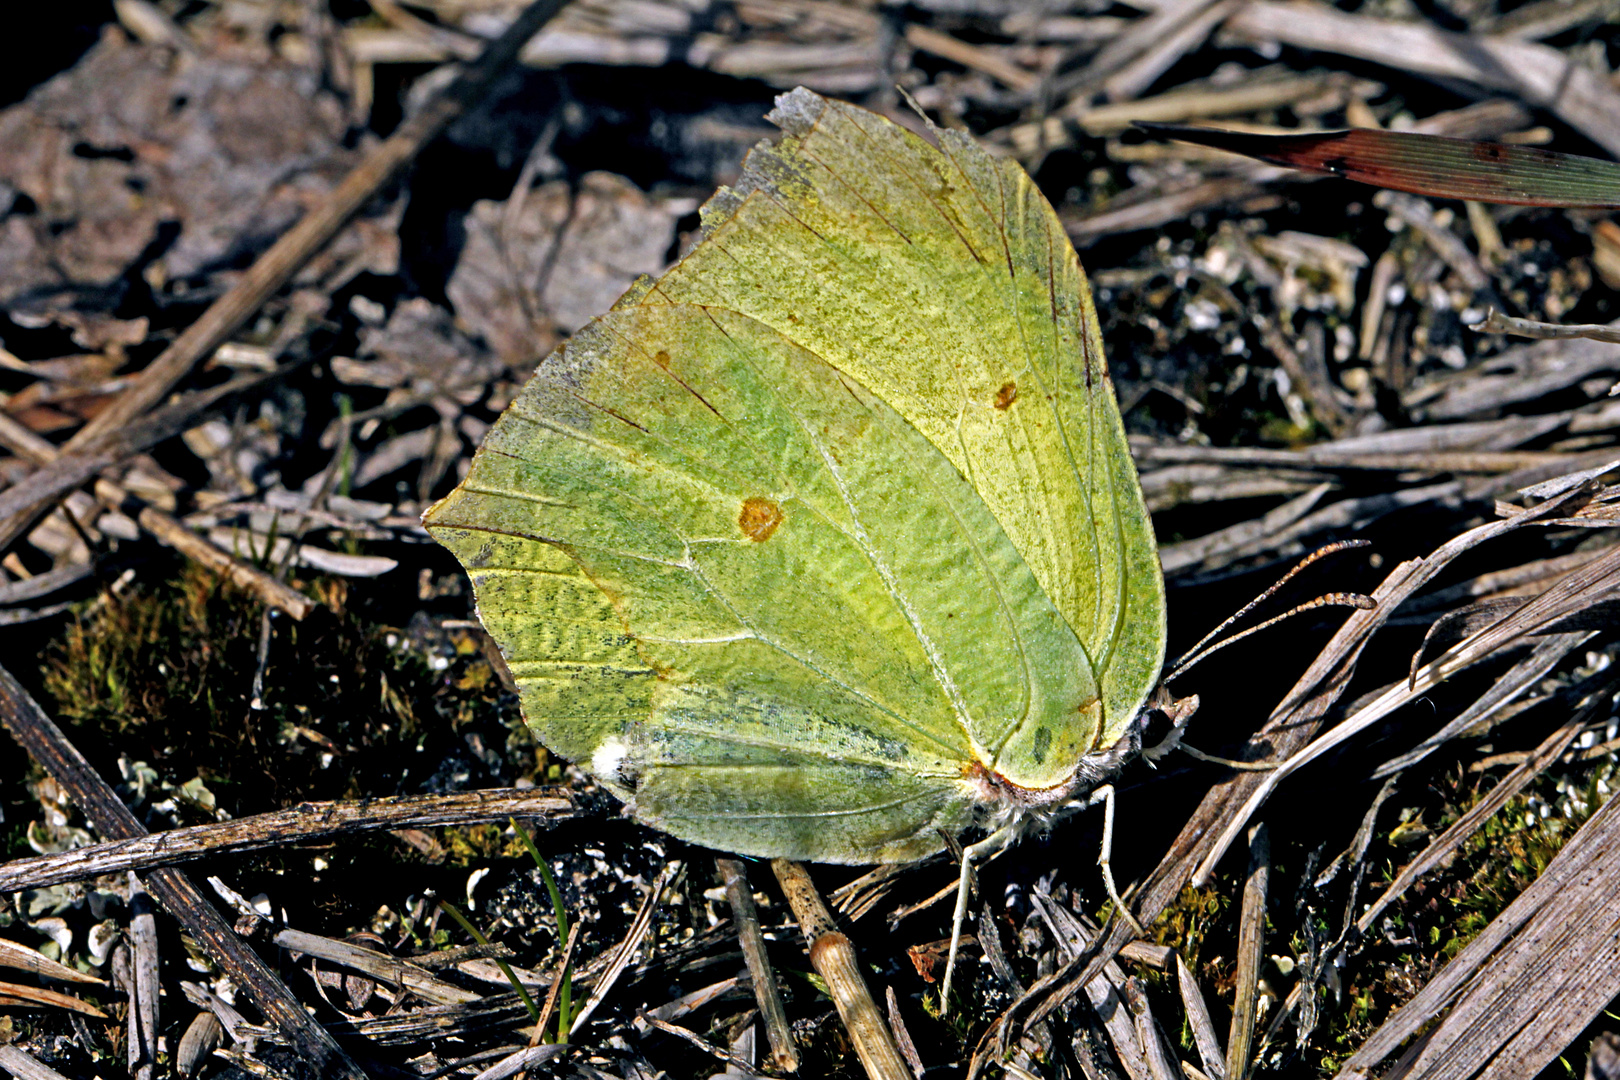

[767,85,827,139]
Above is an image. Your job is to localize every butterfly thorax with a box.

[964,713,1146,830]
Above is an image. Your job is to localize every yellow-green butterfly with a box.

[424,88,1166,980]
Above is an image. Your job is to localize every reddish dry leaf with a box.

[1138,124,1620,208]
[907,936,978,983]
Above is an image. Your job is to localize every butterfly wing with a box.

[425,302,1099,862]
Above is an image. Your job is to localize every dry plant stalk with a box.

[1226,824,1269,1080]
[0,1045,74,1080]
[718,857,799,1072]
[772,859,911,1080]
[0,788,573,892]
[1177,953,1228,1078]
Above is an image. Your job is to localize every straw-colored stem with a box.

[772,859,910,1080]
[1227,824,1270,1080]
[718,858,799,1073]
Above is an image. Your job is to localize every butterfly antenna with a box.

[1166,540,1375,682]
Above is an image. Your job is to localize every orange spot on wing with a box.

[738,497,784,542]
[993,381,1018,410]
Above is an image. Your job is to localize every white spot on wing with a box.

[592,736,631,784]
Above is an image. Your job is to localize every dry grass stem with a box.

[0,788,573,891]
[1226,824,1270,1080]
[0,1045,74,1080]
[718,857,799,1073]
[1177,953,1228,1079]
[773,859,911,1080]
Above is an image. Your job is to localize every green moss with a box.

[441,822,521,864]
[39,560,532,841]
[1152,883,1228,970]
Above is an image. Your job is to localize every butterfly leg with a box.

[940,826,1014,1015]
[1089,784,1147,938]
